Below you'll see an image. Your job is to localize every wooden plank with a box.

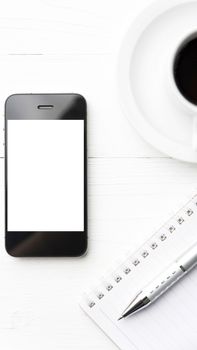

[0,54,165,158]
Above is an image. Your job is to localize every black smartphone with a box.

[5,93,87,257]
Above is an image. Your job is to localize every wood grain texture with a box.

[1,0,197,349]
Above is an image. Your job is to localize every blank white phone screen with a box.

[7,120,84,232]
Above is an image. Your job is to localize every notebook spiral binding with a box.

[86,195,197,309]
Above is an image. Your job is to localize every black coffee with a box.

[173,36,197,105]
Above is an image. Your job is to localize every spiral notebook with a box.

[80,194,197,350]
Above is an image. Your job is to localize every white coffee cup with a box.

[168,32,197,151]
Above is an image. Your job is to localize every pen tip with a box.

[118,316,123,321]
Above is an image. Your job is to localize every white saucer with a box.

[118,0,197,163]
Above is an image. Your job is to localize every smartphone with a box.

[5,94,87,257]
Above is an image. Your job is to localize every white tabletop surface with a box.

[0,0,197,349]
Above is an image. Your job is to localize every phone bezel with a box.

[5,93,87,257]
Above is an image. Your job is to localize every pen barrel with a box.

[177,244,197,271]
[145,263,183,302]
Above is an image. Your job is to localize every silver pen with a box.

[118,243,197,320]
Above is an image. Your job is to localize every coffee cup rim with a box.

[169,31,197,114]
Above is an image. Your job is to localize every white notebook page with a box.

[80,195,197,350]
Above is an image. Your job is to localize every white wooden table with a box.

[0,1,197,349]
